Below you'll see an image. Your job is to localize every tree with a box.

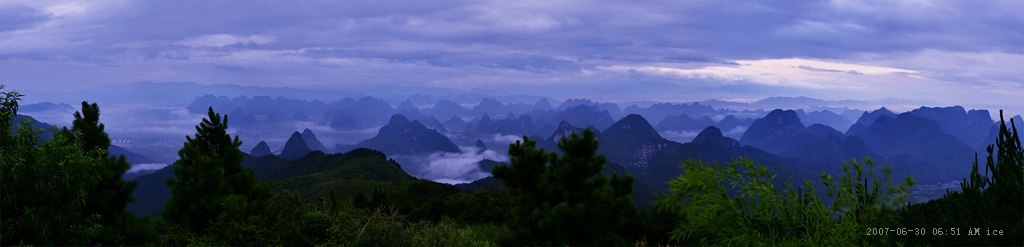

[491,128,635,246]
[1,85,154,245]
[163,107,257,231]
[655,157,913,246]
[59,102,138,241]
[63,101,111,152]
[897,110,1022,246]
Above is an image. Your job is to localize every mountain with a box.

[476,113,534,136]
[740,109,810,154]
[9,115,53,139]
[690,126,740,148]
[428,99,470,120]
[654,113,716,133]
[545,120,602,146]
[550,104,616,132]
[589,114,824,193]
[556,99,624,119]
[622,102,719,127]
[598,114,669,170]
[854,113,976,184]
[799,109,854,132]
[472,98,508,117]
[807,124,845,140]
[421,117,448,133]
[909,106,993,148]
[109,145,157,165]
[301,128,328,152]
[278,132,311,159]
[355,114,460,155]
[846,107,897,135]
[715,114,755,138]
[475,139,488,152]
[980,115,1024,151]
[128,148,418,216]
[250,141,273,157]
[443,116,467,132]
[325,109,360,131]
[534,99,554,111]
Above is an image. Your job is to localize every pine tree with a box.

[492,128,635,246]
[163,107,256,231]
[63,101,111,152]
[59,102,138,235]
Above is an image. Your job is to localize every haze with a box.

[2,1,1022,183]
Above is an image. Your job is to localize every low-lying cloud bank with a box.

[127,163,170,174]
[395,146,509,185]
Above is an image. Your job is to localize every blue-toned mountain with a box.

[355,114,460,155]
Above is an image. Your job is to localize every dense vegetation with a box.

[1,84,1021,246]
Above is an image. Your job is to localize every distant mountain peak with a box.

[397,99,416,111]
[356,114,460,155]
[301,128,328,152]
[549,120,601,142]
[691,126,740,147]
[250,140,273,157]
[279,132,311,159]
[740,109,807,146]
[475,139,487,152]
[605,114,662,141]
[388,114,411,126]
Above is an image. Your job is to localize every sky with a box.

[1,0,1022,113]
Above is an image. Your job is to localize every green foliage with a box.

[0,85,156,245]
[63,101,111,152]
[315,206,501,247]
[2,122,106,245]
[409,186,514,224]
[159,185,501,246]
[163,107,258,231]
[897,110,1023,246]
[61,101,141,243]
[656,157,913,246]
[492,128,636,246]
[353,188,388,210]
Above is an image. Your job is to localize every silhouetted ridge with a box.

[909,106,994,148]
[301,128,328,152]
[691,126,739,147]
[605,114,663,141]
[475,139,487,151]
[740,109,808,146]
[847,107,897,134]
[355,114,460,155]
[279,132,311,159]
[250,141,273,157]
[548,121,602,143]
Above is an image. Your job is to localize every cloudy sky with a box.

[1,0,1022,113]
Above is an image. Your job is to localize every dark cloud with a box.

[0,4,51,32]
[1,0,1020,113]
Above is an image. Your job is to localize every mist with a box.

[393,146,509,184]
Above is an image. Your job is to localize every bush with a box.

[656,157,913,246]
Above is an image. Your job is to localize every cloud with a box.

[405,146,509,184]
[127,163,169,173]
[177,34,275,48]
[0,4,52,32]
[1,0,1020,118]
[660,130,701,143]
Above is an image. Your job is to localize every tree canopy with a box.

[492,128,635,246]
[163,107,257,231]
